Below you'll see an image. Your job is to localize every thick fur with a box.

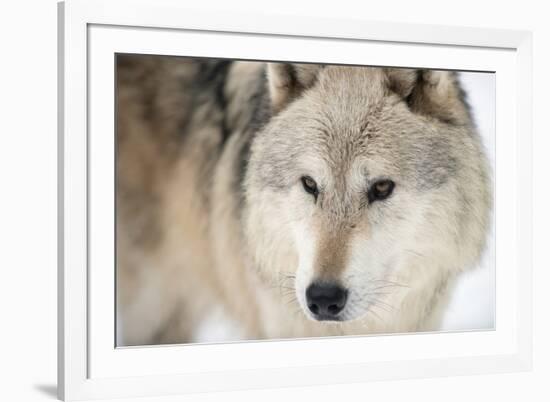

[116,55,492,345]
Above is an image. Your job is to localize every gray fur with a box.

[116,56,492,345]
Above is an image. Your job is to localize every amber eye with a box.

[301,176,319,200]
[368,179,395,203]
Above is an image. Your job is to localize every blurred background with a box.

[439,72,496,331]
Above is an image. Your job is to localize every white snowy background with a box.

[439,72,496,331]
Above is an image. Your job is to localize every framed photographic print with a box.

[58,0,533,400]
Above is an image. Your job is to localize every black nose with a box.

[306,283,348,319]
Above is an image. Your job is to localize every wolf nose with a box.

[306,283,348,319]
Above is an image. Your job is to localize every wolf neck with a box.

[387,273,454,332]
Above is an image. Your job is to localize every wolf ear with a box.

[386,69,470,125]
[267,63,321,112]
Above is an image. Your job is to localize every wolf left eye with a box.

[368,179,395,203]
[301,176,319,200]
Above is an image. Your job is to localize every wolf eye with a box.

[368,179,395,203]
[301,176,319,200]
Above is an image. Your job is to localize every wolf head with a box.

[244,63,491,326]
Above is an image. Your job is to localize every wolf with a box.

[116,54,492,346]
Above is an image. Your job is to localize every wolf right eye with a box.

[301,176,319,200]
[368,179,395,203]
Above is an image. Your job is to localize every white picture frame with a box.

[58,0,533,400]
